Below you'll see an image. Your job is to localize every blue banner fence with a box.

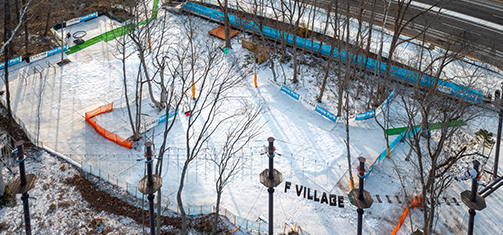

[270,78,393,123]
[182,2,483,103]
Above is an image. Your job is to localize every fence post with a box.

[116,178,119,187]
[259,222,261,232]
[246,220,248,230]
[200,205,202,214]
[126,182,128,192]
[234,215,236,225]
[99,169,101,178]
[225,208,227,217]
[107,173,109,183]
[188,207,190,215]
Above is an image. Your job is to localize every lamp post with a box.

[138,142,163,235]
[460,160,486,235]
[349,157,373,235]
[259,137,282,235]
[9,141,37,235]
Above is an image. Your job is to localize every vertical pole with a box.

[16,141,31,235]
[494,108,502,178]
[145,142,155,235]
[468,209,476,235]
[468,160,480,235]
[268,137,275,235]
[357,208,364,235]
[357,157,366,235]
[254,73,258,88]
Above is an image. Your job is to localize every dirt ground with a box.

[0,0,132,62]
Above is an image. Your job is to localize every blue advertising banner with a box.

[46,45,68,57]
[0,56,23,70]
[355,110,375,121]
[280,84,300,101]
[80,12,98,22]
[157,110,177,125]
[314,105,338,122]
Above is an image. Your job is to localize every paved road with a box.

[314,0,503,69]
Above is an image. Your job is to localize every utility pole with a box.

[138,142,163,235]
[349,157,373,235]
[10,141,37,235]
[259,137,282,235]
[461,160,486,235]
[494,83,503,178]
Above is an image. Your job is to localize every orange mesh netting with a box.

[85,103,133,149]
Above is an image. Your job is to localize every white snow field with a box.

[1,4,503,235]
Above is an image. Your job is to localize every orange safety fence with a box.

[85,103,133,149]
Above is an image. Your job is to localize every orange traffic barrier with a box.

[85,103,133,149]
[391,195,423,235]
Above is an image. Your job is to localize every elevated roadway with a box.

[314,0,503,69]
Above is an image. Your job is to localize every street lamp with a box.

[460,160,486,235]
[259,137,282,235]
[349,157,373,235]
[138,142,163,235]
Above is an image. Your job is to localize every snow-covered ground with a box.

[0,4,502,235]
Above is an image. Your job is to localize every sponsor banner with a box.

[355,110,375,121]
[375,90,395,116]
[314,105,337,122]
[46,45,68,57]
[280,84,300,101]
[299,96,316,109]
[0,56,23,70]
[140,109,177,133]
[30,52,47,63]
[80,12,98,22]
[267,78,281,89]
[66,17,81,27]
[157,110,177,125]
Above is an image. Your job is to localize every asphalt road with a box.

[314,0,503,69]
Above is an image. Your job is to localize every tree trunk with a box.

[22,0,29,55]
[177,161,190,234]
[122,43,138,140]
[156,189,162,235]
[292,35,299,83]
[42,5,51,37]
[15,0,20,24]
[223,0,231,49]
[212,189,222,234]
[139,51,162,110]
[4,0,15,148]
[0,161,4,197]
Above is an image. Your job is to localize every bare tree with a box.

[128,0,163,110]
[211,102,263,234]
[170,15,245,234]
[399,35,481,234]
[377,0,439,103]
